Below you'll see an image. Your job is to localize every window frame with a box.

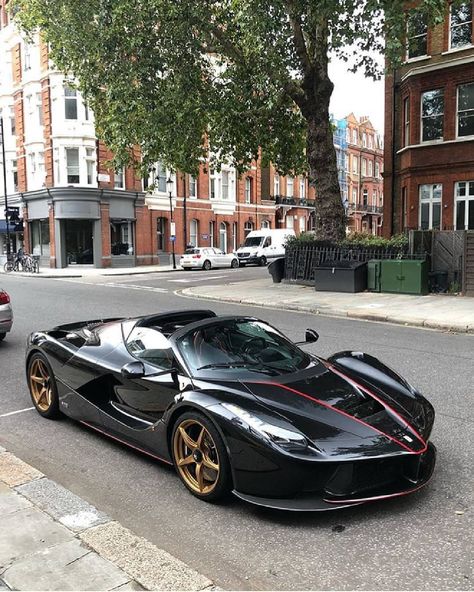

[403,96,410,146]
[449,2,473,51]
[454,181,474,230]
[420,89,444,143]
[64,85,78,120]
[406,12,428,60]
[419,183,442,230]
[457,82,474,139]
[65,148,80,184]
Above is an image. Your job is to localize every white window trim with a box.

[420,89,444,143]
[456,81,474,140]
[65,147,80,185]
[454,180,474,229]
[419,184,442,229]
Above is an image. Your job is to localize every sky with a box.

[328,57,385,133]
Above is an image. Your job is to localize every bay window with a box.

[421,89,444,141]
[66,148,79,184]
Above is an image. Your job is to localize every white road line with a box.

[0,407,35,418]
[95,282,168,293]
[168,275,226,283]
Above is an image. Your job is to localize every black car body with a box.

[25,310,436,511]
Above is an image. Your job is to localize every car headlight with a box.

[222,403,308,452]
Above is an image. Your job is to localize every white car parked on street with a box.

[180,247,239,271]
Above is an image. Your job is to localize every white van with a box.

[236,229,296,266]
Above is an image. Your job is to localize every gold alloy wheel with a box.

[29,358,53,412]
[173,419,220,494]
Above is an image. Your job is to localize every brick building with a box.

[383,1,474,236]
[345,113,384,234]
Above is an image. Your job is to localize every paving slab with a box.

[0,452,43,487]
[17,478,109,532]
[2,538,130,591]
[81,521,213,591]
[0,506,73,565]
[0,482,32,516]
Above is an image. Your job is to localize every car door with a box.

[212,248,228,268]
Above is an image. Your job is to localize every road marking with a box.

[95,282,168,293]
[168,275,226,283]
[0,407,35,418]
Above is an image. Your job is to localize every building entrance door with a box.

[65,220,94,265]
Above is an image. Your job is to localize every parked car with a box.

[180,248,239,271]
[236,229,296,266]
[26,309,436,510]
[0,289,13,341]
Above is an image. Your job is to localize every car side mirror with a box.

[295,329,319,346]
[305,329,319,343]
[121,361,146,379]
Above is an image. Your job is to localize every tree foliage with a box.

[13,0,454,238]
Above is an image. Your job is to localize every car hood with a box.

[241,364,427,458]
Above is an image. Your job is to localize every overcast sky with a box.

[328,57,385,133]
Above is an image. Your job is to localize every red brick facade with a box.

[383,1,474,236]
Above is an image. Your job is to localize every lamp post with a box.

[0,117,10,258]
[166,175,176,269]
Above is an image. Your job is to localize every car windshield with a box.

[184,248,200,255]
[177,319,311,375]
[243,237,263,247]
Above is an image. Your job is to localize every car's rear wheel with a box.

[171,412,231,502]
[231,259,239,269]
[202,260,211,271]
[259,256,267,266]
[27,353,60,419]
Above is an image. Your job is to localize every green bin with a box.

[380,260,429,295]
[367,260,382,292]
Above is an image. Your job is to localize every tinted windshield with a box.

[177,319,311,375]
[243,236,263,247]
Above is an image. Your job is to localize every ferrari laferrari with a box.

[26,310,436,510]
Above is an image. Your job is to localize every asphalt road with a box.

[0,269,473,590]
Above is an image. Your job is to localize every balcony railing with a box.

[348,204,384,214]
[268,195,316,208]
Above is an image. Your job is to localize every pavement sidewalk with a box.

[0,263,178,279]
[0,446,214,591]
[181,277,474,334]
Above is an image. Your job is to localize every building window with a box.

[362,132,367,147]
[352,155,358,175]
[10,108,16,135]
[23,42,32,71]
[457,82,474,137]
[155,161,167,192]
[222,170,229,200]
[114,168,124,189]
[232,222,238,250]
[286,215,294,229]
[352,129,357,144]
[372,190,377,205]
[368,160,373,177]
[368,134,373,149]
[299,177,306,198]
[210,170,216,199]
[12,160,18,192]
[84,102,90,121]
[403,96,410,146]
[402,187,408,230]
[38,151,45,180]
[66,148,80,184]
[189,219,198,247]
[287,176,294,198]
[375,162,380,178]
[64,86,78,120]
[361,158,367,176]
[245,177,251,203]
[157,217,166,251]
[299,216,305,233]
[261,220,270,229]
[455,181,474,230]
[362,189,368,206]
[421,89,444,141]
[30,219,50,256]
[189,175,196,198]
[111,221,134,256]
[407,12,428,59]
[419,184,442,230]
[352,187,358,202]
[86,148,95,185]
[273,173,280,196]
[244,221,253,236]
[450,2,473,49]
[210,221,215,246]
[219,222,227,252]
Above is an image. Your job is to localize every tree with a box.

[14,0,451,240]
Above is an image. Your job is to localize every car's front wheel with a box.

[171,412,231,502]
[27,353,60,419]
[202,260,211,271]
[231,259,239,268]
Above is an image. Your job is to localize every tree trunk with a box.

[304,88,346,242]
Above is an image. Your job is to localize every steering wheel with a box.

[239,336,267,357]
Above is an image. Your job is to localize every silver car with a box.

[0,289,13,341]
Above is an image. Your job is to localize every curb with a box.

[179,288,474,334]
[0,447,215,591]
[0,268,179,279]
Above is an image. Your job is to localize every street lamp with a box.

[166,175,176,270]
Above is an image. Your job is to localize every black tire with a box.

[259,256,267,266]
[171,411,231,502]
[231,259,239,269]
[27,352,61,419]
[3,261,13,273]
[202,260,211,271]
[0,333,5,342]
[239,262,246,267]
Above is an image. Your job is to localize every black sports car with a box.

[26,310,436,511]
